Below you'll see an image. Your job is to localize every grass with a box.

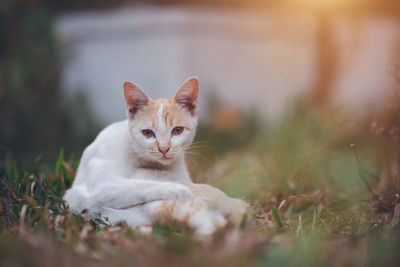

[1,102,400,267]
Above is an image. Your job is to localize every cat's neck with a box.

[129,151,191,182]
[133,154,187,172]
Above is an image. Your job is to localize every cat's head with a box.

[123,77,199,165]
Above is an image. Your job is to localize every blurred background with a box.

[1,0,399,161]
[2,2,400,266]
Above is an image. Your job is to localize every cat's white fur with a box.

[64,77,246,235]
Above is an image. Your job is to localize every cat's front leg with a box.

[91,179,193,210]
[155,182,193,201]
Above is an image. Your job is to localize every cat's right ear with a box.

[174,77,199,116]
[124,81,149,119]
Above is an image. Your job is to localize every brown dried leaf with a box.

[63,161,76,178]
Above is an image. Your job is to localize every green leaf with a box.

[362,169,380,181]
[11,205,21,221]
[94,218,108,226]
[55,149,64,178]
[47,193,61,202]
[240,212,248,229]
[272,207,283,227]
[9,162,19,183]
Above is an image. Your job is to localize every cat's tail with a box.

[187,183,249,224]
[98,199,228,237]
[148,183,250,237]
[149,199,227,236]
[225,197,249,224]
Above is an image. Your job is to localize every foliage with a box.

[1,103,400,266]
[0,2,100,162]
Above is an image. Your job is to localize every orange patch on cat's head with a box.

[123,77,199,165]
[124,77,199,120]
[131,99,193,132]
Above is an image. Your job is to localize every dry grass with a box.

[1,102,400,267]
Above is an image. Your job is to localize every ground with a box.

[1,103,400,267]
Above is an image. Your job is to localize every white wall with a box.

[55,7,399,124]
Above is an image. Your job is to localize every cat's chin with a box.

[134,155,176,169]
[157,157,174,165]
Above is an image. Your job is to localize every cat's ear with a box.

[124,81,149,119]
[174,77,199,116]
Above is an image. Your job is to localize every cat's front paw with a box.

[161,183,193,201]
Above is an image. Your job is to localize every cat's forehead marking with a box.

[164,110,171,126]
[137,99,190,130]
[153,100,176,128]
[157,103,165,128]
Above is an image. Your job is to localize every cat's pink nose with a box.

[158,146,170,156]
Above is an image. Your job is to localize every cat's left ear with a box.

[174,77,199,116]
[124,81,149,119]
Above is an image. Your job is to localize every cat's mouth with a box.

[161,155,172,160]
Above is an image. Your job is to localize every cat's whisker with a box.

[185,146,211,155]
[191,140,212,144]
[184,152,204,160]
[185,143,214,151]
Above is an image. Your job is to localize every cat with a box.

[63,77,248,236]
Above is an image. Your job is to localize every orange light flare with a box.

[274,0,366,15]
[300,0,348,8]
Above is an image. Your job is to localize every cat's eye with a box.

[141,129,155,138]
[171,126,184,136]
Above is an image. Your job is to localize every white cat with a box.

[63,77,247,235]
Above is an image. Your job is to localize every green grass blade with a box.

[272,207,283,227]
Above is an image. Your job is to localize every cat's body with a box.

[63,77,247,235]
